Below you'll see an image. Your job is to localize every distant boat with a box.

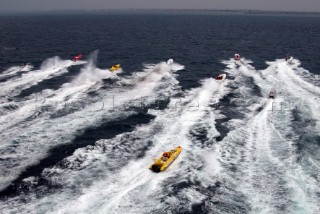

[19,63,31,72]
[285,55,293,64]
[234,53,241,61]
[73,54,83,62]
[269,89,276,99]
[167,59,174,65]
[215,74,226,81]
[109,64,121,71]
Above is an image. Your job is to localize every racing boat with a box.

[73,54,83,62]
[109,64,121,71]
[167,59,174,65]
[19,63,31,72]
[215,74,226,81]
[269,89,276,99]
[285,55,293,64]
[149,146,182,172]
[234,53,241,61]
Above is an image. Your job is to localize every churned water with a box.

[0,12,319,214]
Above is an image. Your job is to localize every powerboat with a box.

[269,89,276,99]
[167,59,174,65]
[215,74,226,81]
[234,53,241,61]
[285,56,293,64]
[149,146,182,172]
[109,64,121,71]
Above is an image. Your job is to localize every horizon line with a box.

[0,9,320,16]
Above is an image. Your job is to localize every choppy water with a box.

[0,12,319,214]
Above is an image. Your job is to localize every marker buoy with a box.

[234,54,240,60]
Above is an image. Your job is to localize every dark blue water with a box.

[1,13,320,90]
[0,12,320,213]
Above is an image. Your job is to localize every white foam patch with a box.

[203,151,221,177]
[0,76,229,213]
[0,58,104,134]
[1,56,319,213]
[0,56,87,101]
[261,59,320,129]
[0,59,184,195]
[215,57,320,213]
[0,64,34,80]
[61,79,227,212]
[0,51,124,135]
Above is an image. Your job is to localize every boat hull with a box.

[215,74,226,81]
[149,146,182,172]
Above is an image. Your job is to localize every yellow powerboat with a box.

[149,146,182,172]
[109,64,121,71]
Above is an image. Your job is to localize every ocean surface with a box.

[0,12,319,213]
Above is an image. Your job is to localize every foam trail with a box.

[51,58,320,214]
[3,78,229,213]
[216,57,320,213]
[224,57,320,125]
[219,101,319,213]
[66,79,228,213]
[1,57,319,213]
[0,55,175,131]
[259,59,320,129]
[0,64,34,80]
[46,51,122,109]
[0,59,184,194]
[285,59,320,91]
[0,56,86,101]
[0,52,107,133]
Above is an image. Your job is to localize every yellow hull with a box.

[149,146,182,172]
[109,64,121,71]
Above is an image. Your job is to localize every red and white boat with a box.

[234,53,241,61]
[215,74,226,81]
[73,54,83,62]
